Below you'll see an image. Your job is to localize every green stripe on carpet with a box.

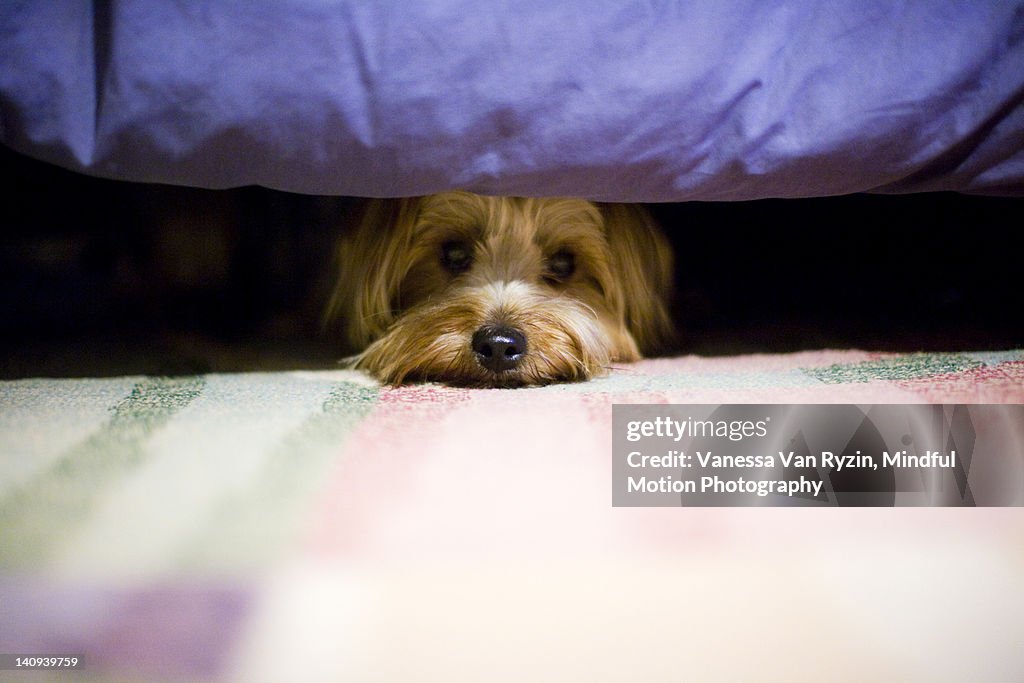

[176,381,377,573]
[0,377,205,569]
[802,353,984,384]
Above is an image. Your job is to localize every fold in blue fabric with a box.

[2,1,1022,200]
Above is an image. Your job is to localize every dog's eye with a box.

[545,249,575,283]
[440,240,473,274]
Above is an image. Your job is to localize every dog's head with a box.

[328,192,673,386]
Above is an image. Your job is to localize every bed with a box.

[2,1,1023,200]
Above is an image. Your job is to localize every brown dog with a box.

[327,192,673,386]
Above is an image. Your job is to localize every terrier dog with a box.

[327,192,674,386]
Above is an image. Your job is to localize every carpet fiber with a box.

[1,349,1023,681]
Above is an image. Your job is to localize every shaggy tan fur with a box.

[327,192,674,386]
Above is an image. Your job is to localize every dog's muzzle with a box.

[471,325,527,374]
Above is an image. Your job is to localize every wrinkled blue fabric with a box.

[2,1,1023,200]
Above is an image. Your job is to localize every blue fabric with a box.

[2,1,1023,200]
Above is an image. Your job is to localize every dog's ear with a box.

[599,204,676,354]
[325,198,421,351]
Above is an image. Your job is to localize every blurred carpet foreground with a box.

[1,349,1023,682]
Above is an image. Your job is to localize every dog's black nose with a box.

[472,326,527,373]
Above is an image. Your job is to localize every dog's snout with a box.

[472,326,527,373]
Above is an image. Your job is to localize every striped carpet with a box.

[1,349,1023,681]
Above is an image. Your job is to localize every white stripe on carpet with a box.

[0,377,139,494]
[49,373,343,581]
